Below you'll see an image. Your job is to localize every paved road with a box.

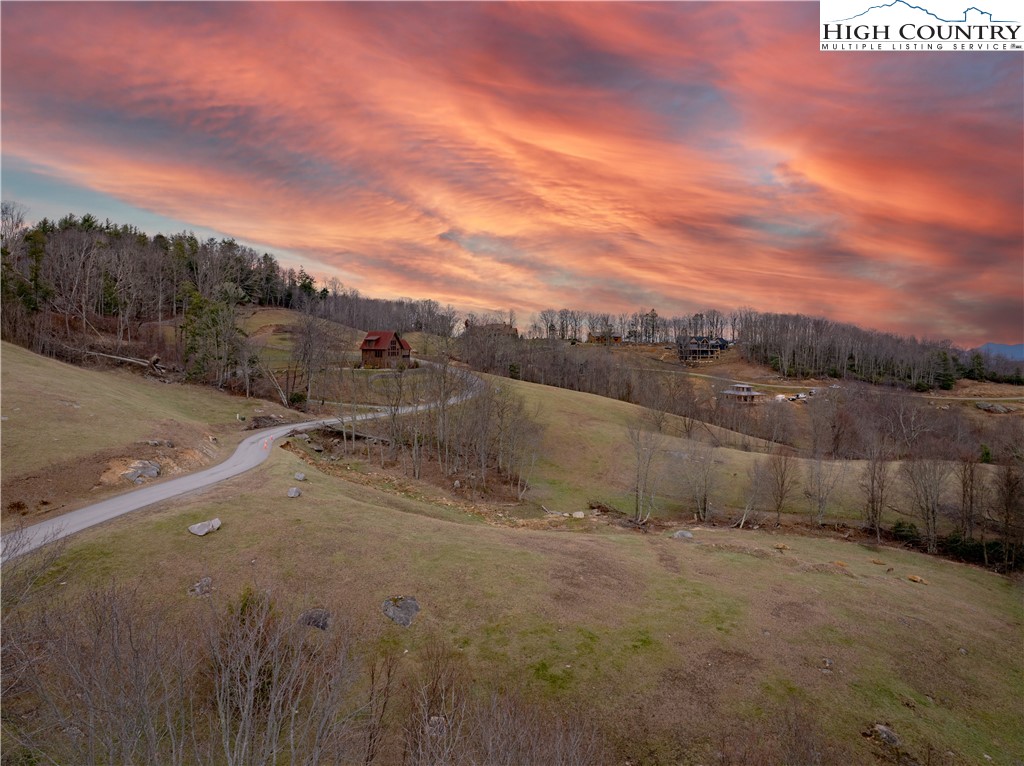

[2,364,479,561]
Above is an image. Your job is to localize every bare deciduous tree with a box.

[627,410,665,525]
[681,441,716,522]
[804,455,845,526]
[766,451,798,526]
[901,457,952,554]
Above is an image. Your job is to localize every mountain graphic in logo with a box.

[829,1,1018,23]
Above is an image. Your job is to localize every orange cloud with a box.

[1,2,1020,346]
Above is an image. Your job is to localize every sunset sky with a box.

[2,2,1021,346]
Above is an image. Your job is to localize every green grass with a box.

[0,341,294,478]
[6,344,1024,762]
[35,442,1022,762]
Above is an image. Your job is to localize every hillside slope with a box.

[35,444,1024,765]
[2,353,1020,764]
[0,342,296,519]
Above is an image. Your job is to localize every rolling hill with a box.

[1,345,1021,764]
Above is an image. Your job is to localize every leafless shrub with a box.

[204,585,362,766]
[402,637,468,766]
[468,691,607,766]
[8,584,195,765]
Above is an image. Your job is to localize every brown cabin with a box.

[360,331,412,369]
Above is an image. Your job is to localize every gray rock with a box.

[294,472,306,481]
[572,511,586,519]
[188,518,221,536]
[188,577,213,597]
[122,460,161,483]
[382,595,420,627]
[976,402,1010,414]
[311,443,324,452]
[299,608,331,631]
[453,480,461,489]
[287,487,301,498]
[871,723,901,748]
[672,530,694,540]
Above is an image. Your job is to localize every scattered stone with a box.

[454,480,461,489]
[294,472,306,481]
[311,443,324,452]
[188,576,213,597]
[774,543,790,551]
[822,657,834,669]
[672,530,694,540]
[871,559,886,565]
[122,460,161,483]
[907,575,929,584]
[958,647,968,656]
[868,723,902,749]
[572,511,586,519]
[976,402,1010,414]
[299,608,331,631]
[188,518,222,536]
[287,487,302,498]
[144,439,175,448]
[382,595,420,627]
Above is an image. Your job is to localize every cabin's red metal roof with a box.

[360,331,411,351]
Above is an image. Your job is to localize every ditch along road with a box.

[1,363,480,561]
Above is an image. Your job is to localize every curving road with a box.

[1,363,479,561]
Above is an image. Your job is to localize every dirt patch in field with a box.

[1,423,221,522]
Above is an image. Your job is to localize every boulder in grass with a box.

[287,487,301,498]
[382,596,420,627]
[188,518,222,536]
[294,472,306,482]
[672,530,694,540]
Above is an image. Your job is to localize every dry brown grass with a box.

[39,441,1024,765]
[0,341,298,520]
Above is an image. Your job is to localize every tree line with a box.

[734,309,1022,388]
[0,202,458,366]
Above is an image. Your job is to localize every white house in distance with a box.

[721,383,765,404]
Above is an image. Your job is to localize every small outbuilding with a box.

[360,331,412,369]
[721,383,765,404]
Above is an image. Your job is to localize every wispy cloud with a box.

[2,2,1020,345]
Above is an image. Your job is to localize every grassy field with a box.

[4,345,1022,763]
[0,341,297,517]
[36,444,1024,764]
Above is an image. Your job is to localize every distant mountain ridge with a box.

[978,342,1024,360]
